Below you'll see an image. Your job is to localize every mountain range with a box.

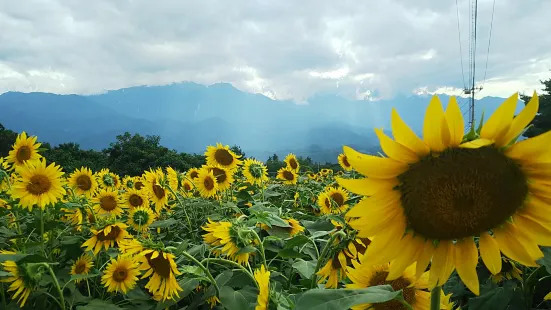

[0,82,526,162]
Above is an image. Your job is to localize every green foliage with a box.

[523,76,551,138]
[0,124,17,157]
[42,142,109,172]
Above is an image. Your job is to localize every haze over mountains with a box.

[0,82,525,162]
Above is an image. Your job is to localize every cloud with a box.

[0,0,550,101]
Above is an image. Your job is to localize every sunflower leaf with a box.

[149,218,178,228]
[219,286,252,310]
[292,259,317,279]
[537,247,551,274]
[0,270,11,277]
[70,271,100,282]
[293,285,400,310]
[76,299,123,310]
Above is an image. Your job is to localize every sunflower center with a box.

[133,210,150,224]
[368,271,415,310]
[282,171,295,181]
[249,164,263,178]
[129,194,143,207]
[96,226,122,241]
[330,192,344,206]
[211,167,227,183]
[289,159,298,170]
[134,181,144,190]
[100,196,118,211]
[26,174,52,195]
[342,156,350,167]
[398,146,528,240]
[74,262,87,274]
[76,175,92,191]
[183,183,192,191]
[146,252,172,278]
[204,176,215,190]
[16,146,32,162]
[152,184,165,199]
[190,171,199,179]
[214,149,234,166]
[113,267,128,282]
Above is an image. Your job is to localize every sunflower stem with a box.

[430,286,441,310]
[181,251,220,296]
[1,283,7,310]
[201,258,258,288]
[397,294,415,310]
[250,230,267,267]
[310,230,346,289]
[167,185,193,234]
[41,263,66,310]
[40,208,46,256]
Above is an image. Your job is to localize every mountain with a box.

[0,82,525,161]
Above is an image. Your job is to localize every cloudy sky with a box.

[1,0,550,102]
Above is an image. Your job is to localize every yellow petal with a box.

[429,240,455,288]
[362,221,407,264]
[336,177,398,196]
[454,238,480,295]
[387,234,421,280]
[495,91,539,147]
[494,223,541,266]
[479,232,502,275]
[513,213,551,246]
[445,96,465,146]
[423,96,450,152]
[374,128,420,163]
[391,109,430,156]
[545,292,551,301]
[505,130,551,164]
[342,146,408,179]
[346,189,400,218]
[459,138,494,149]
[416,239,434,280]
[521,196,551,224]
[480,93,518,141]
[348,198,402,237]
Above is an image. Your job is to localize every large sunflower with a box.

[207,166,234,191]
[123,188,150,210]
[1,250,42,307]
[196,168,219,198]
[82,223,130,255]
[202,219,254,265]
[128,206,157,232]
[70,254,94,283]
[62,207,84,231]
[254,265,270,310]
[346,260,453,310]
[144,169,170,213]
[338,93,549,295]
[277,167,298,185]
[318,187,349,215]
[137,249,183,301]
[101,254,140,294]
[317,250,350,288]
[11,159,66,210]
[243,158,269,186]
[284,153,300,172]
[92,189,125,218]
[69,167,98,197]
[6,132,42,167]
[205,143,243,170]
[337,153,352,171]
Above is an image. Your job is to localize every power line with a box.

[482,0,496,88]
[455,0,467,88]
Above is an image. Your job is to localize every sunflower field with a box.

[2,92,551,310]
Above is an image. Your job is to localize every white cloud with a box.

[0,0,550,101]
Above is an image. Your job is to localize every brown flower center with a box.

[368,271,414,310]
[190,171,199,179]
[330,192,344,206]
[128,194,143,207]
[76,175,92,191]
[16,146,32,162]
[183,183,192,191]
[152,184,165,200]
[100,195,118,211]
[113,267,128,282]
[342,156,350,167]
[96,225,122,241]
[26,174,52,195]
[134,181,144,190]
[214,149,234,166]
[204,176,215,190]
[282,170,295,181]
[289,158,298,170]
[398,146,528,240]
[210,167,227,184]
[74,261,87,274]
[146,252,171,278]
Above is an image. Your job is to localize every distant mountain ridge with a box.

[0,82,525,161]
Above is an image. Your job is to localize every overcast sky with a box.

[1,0,550,102]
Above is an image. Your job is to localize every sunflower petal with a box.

[495,91,539,147]
[429,240,455,288]
[423,96,450,152]
[479,232,502,275]
[494,223,541,266]
[374,128,419,163]
[342,146,408,179]
[336,177,398,196]
[459,138,494,149]
[505,130,551,164]
[362,221,407,264]
[480,93,518,141]
[391,109,430,156]
[513,213,551,246]
[445,96,465,146]
[416,240,434,280]
[454,238,480,295]
[387,234,421,280]
[348,199,403,237]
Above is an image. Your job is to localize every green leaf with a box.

[292,259,317,279]
[155,278,200,309]
[294,286,400,310]
[285,235,311,249]
[216,270,234,287]
[76,299,123,310]
[0,270,11,277]
[278,248,304,259]
[61,235,83,245]
[0,254,51,264]
[538,247,551,274]
[303,220,334,238]
[0,253,30,262]
[149,218,178,228]
[180,265,206,277]
[468,282,516,310]
[267,214,291,228]
[237,245,258,255]
[219,286,252,310]
[70,271,100,282]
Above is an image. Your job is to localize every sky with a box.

[1,0,550,102]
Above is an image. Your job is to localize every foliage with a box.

[523,77,551,137]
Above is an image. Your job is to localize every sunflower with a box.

[317,250,350,288]
[318,187,349,215]
[128,206,157,232]
[306,172,317,180]
[205,143,243,170]
[96,169,120,190]
[186,167,200,180]
[70,254,94,283]
[346,260,453,310]
[489,257,522,283]
[180,179,195,197]
[254,265,270,310]
[207,166,234,191]
[338,92,550,295]
[101,254,140,294]
[68,167,98,197]
[6,132,42,167]
[284,153,300,172]
[144,169,170,212]
[133,177,145,190]
[337,153,352,171]
[202,219,254,265]
[1,250,42,307]
[166,167,180,190]
[92,189,124,218]
[62,207,84,231]
[122,176,135,189]
[123,188,150,210]
[82,223,130,255]
[285,218,304,236]
[136,249,183,301]
[0,197,7,209]
[277,167,298,185]
[243,159,269,185]
[10,159,66,210]
[196,168,219,198]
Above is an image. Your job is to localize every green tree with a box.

[522,77,551,138]
[43,142,109,172]
[266,153,285,175]
[0,123,17,157]
[230,145,246,158]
